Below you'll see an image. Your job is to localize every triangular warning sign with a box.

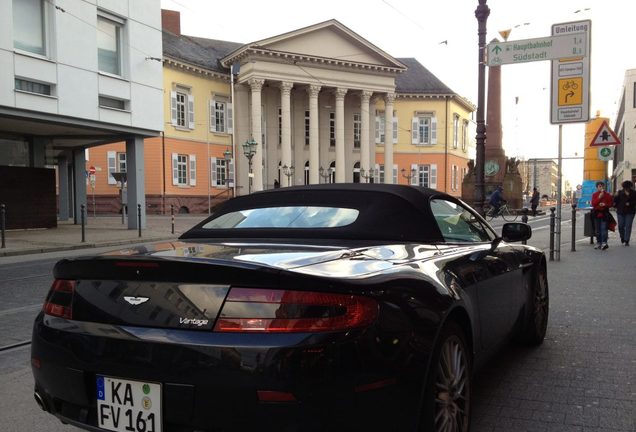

[590,121,621,147]
[498,29,512,41]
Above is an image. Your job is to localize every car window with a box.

[201,206,359,229]
[430,199,493,243]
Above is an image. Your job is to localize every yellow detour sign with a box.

[558,77,583,106]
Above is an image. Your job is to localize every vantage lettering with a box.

[179,317,209,327]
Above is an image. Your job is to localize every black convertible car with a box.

[31,184,548,432]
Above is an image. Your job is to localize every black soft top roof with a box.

[181,184,457,243]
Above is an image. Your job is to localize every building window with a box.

[462,120,469,152]
[353,113,361,148]
[216,159,227,186]
[13,0,46,55]
[451,165,458,191]
[107,151,126,185]
[411,115,437,145]
[278,107,282,145]
[304,110,310,145]
[329,161,336,183]
[375,111,385,144]
[99,96,126,110]
[97,13,124,76]
[453,115,459,149]
[211,156,233,187]
[171,87,195,129]
[412,164,438,189]
[15,78,51,96]
[210,97,232,133]
[329,112,335,147]
[633,82,636,108]
[353,161,360,183]
[375,164,385,183]
[172,153,196,186]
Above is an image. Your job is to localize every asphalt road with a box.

[1,210,632,432]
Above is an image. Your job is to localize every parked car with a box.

[31,184,548,432]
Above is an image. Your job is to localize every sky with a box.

[160,0,636,186]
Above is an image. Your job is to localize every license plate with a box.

[96,376,162,432]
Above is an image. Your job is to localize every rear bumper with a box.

[31,313,425,431]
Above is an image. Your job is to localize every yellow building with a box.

[88,12,475,214]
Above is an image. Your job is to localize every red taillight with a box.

[214,288,378,333]
[43,279,75,319]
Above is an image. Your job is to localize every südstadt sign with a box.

[487,34,586,67]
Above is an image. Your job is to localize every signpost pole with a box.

[556,125,563,261]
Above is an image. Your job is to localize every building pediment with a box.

[222,19,406,73]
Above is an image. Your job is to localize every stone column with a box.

[335,88,348,183]
[249,78,265,192]
[57,154,69,220]
[280,81,293,185]
[360,91,372,176]
[307,85,321,184]
[384,93,395,184]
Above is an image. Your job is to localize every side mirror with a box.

[502,222,532,242]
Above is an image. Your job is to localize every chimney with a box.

[161,9,181,36]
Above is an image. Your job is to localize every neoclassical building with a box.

[88,12,475,214]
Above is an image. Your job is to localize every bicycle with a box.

[485,202,518,222]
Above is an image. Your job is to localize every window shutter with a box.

[228,158,235,187]
[431,117,437,144]
[189,154,196,186]
[107,151,116,184]
[393,116,398,143]
[170,91,177,125]
[411,163,418,185]
[188,95,195,129]
[211,157,217,186]
[375,116,380,143]
[393,164,397,184]
[431,164,438,190]
[209,99,215,132]
[412,117,419,144]
[227,102,233,134]
[374,163,380,183]
[172,153,178,185]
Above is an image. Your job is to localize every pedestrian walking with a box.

[613,180,636,246]
[591,181,613,250]
[530,187,540,216]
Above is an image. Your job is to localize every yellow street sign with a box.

[558,77,582,106]
[499,29,511,41]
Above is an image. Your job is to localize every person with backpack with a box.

[613,180,636,246]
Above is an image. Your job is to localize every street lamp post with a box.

[475,0,490,215]
[282,164,295,187]
[242,139,257,194]
[401,168,416,184]
[318,166,331,184]
[359,168,376,183]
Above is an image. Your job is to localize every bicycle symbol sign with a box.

[558,77,582,106]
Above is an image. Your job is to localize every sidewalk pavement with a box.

[0,214,207,257]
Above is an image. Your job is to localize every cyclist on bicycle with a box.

[489,185,506,216]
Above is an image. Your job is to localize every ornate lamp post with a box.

[318,166,331,184]
[474,0,490,215]
[401,168,416,183]
[359,168,376,183]
[242,139,257,194]
[282,164,295,187]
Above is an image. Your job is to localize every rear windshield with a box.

[201,206,359,229]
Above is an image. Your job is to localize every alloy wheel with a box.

[434,335,470,432]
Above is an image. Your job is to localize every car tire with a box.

[520,265,549,345]
[420,321,472,432]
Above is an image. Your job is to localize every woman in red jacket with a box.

[591,181,613,250]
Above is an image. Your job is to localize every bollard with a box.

[80,204,86,243]
[171,204,175,235]
[571,204,577,252]
[1,204,6,249]
[137,204,142,238]
[521,208,529,245]
[549,207,555,261]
